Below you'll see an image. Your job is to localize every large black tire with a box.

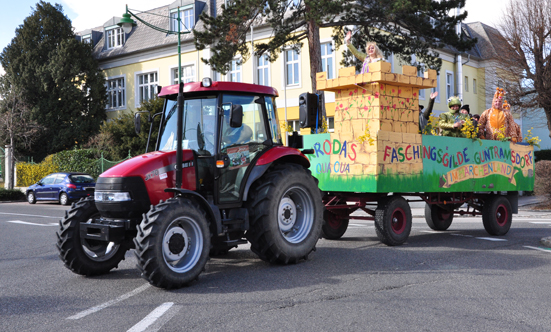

[424,203,454,231]
[246,164,323,264]
[322,209,349,240]
[482,196,512,236]
[134,198,211,289]
[56,197,130,275]
[27,191,36,204]
[375,196,412,246]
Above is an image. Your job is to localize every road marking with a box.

[0,212,60,218]
[6,220,58,227]
[451,234,473,238]
[127,302,177,332]
[419,230,441,234]
[67,284,150,320]
[529,221,551,224]
[524,246,551,253]
[475,237,507,242]
[348,223,369,227]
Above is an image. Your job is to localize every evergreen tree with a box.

[194,0,477,90]
[0,1,107,161]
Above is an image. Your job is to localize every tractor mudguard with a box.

[165,188,223,235]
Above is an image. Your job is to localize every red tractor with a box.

[56,79,323,289]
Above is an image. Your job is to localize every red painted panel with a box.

[100,150,196,205]
[158,81,278,98]
[256,146,309,166]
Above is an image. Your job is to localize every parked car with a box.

[26,172,95,205]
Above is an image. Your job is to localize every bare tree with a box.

[496,0,551,137]
[0,75,43,188]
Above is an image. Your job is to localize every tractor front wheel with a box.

[134,198,211,289]
[56,197,129,275]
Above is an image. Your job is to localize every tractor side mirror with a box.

[134,111,152,135]
[230,104,243,128]
[134,113,141,135]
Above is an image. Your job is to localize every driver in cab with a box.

[222,104,252,147]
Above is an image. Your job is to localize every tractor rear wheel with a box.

[56,197,129,275]
[246,164,323,264]
[375,196,412,246]
[425,203,454,231]
[134,198,211,289]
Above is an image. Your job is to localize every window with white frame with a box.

[171,6,194,32]
[416,63,425,99]
[431,74,441,103]
[285,49,300,86]
[106,77,125,110]
[82,35,91,44]
[173,65,195,84]
[288,120,300,131]
[446,72,454,99]
[106,27,124,49]
[327,117,334,132]
[473,78,477,94]
[464,76,469,92]
[321,42,334,79]
[137,72,158,104]
[229,59,242,82]
[257,54,270,86]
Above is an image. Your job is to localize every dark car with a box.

[26,172,95,205]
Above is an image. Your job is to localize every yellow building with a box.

[77,1,506,133]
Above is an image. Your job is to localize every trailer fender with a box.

[165,188,223,235]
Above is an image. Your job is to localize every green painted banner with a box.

[303,133,534,193]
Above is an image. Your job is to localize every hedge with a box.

[534,149,551,162]
[15,149,116,186]
[0,188,25,201]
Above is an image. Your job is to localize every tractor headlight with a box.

[94,191,132,202]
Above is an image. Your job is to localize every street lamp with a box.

[118,5,190,189]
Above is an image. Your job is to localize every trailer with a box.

[303,63,534,245]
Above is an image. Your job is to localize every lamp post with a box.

[118,5,190,189]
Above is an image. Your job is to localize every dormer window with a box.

[106,26,125,49]
[170,6,194,32]
[82,34,92,44]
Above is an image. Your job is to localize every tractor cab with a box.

[155,80,282,206]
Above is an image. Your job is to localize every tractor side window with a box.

[265,97,281,144]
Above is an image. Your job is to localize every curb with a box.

[541,237,551,248]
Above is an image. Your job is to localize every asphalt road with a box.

[1,201,551,332]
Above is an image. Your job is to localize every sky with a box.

[0,0,511,75]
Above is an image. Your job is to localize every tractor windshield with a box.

[158,97,217,155]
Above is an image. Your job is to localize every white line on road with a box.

[127,302,177,332]
[475,237,508,242]
[67,284,151,320]
[529,221,551,224]
[6,220,58,227]
[451,234,474,238]
[0,212,60,218]
[524,246,551,253]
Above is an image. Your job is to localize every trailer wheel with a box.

[56,197,129,276]
[246,164,323,264]
[424,203,454,231]
[482,196,512,236]
[134,198,210,289]
[322,210,349,240]
[375,196,412,246]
